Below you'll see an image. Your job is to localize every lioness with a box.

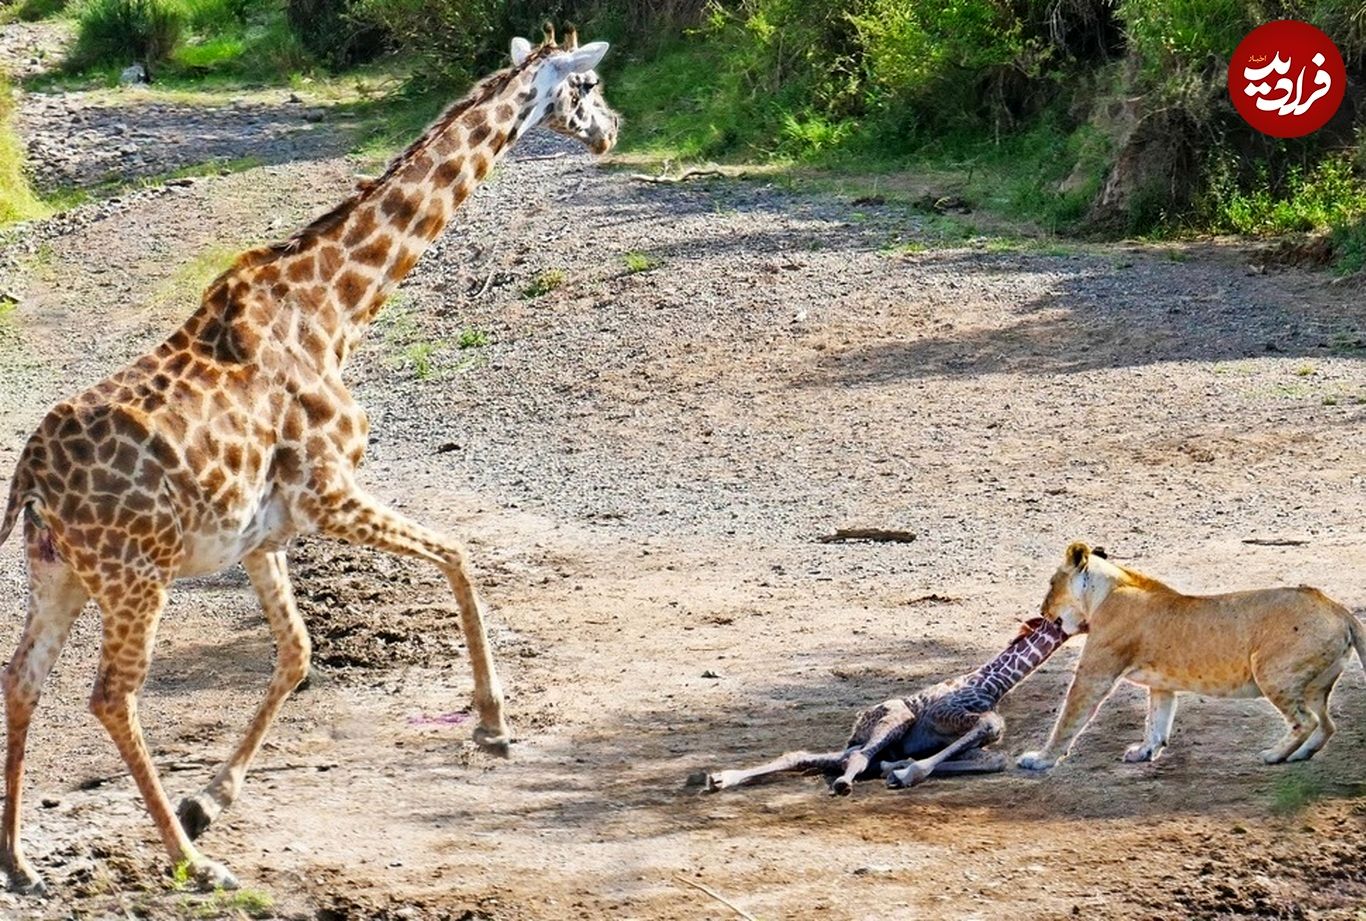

[1017,542,1365,770]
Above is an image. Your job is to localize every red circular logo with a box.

[1228,20,1345,138]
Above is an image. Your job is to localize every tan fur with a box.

[1018,542,1364,771]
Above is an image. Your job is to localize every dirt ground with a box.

[1,24,1365,920]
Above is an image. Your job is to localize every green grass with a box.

[1269,773,1326,815]
[455,326,489,349]
[154,242,239,310]
[402,340,438,379]
[622,251,657,274]
[0,297,18,330]
[522,269,566,299]
[0,74,46,226]
[5,0,71,22]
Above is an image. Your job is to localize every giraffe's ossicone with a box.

[0,26,618,895]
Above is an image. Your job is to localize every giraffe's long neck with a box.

[225,52,555,367]
[966,617,1070,705]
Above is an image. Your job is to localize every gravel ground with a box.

[1,22,1365,921]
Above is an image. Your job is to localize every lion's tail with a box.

[1350,611,1366,668]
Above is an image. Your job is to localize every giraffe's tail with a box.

[0,461,35,550]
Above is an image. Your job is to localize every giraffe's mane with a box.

[242,43,559,267]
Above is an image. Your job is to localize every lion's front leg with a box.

[1018,653,1121,771]
[1124,689,1177,762]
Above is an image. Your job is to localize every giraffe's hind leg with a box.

[178,549,311,840]
[925,748,1008,774]
[2,525,88,894]
[830,702,917,796]
[706,748,852,791]
[88,579,237,891]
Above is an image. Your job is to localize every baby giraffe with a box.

[707,615,1074,794]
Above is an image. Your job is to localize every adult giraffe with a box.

[0,27,618,893]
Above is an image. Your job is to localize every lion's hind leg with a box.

[1257,683,1319,765]
[1286,662,1344,762]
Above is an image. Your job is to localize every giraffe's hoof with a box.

[192,859,239,892]
[473,726,512,757]
[4,863,46,896]
[1260,748,1285,765]
[177,794,220,841]
[829,778,853,797]
[886,765,930,789]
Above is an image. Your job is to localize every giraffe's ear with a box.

[510,37,533,66]
[555,41,608,75]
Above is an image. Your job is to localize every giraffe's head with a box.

[511,26,620,154]
[1038,542,1115,635]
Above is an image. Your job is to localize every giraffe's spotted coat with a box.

[0,31,619,895]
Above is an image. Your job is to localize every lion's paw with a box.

[1016,751,1056,772]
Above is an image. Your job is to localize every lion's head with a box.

[1039,542,1111,635]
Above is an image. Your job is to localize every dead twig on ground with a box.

[1242,538,1309,547]
[630,168,727,184]
[673,874,757,921]
[818,528,917,544]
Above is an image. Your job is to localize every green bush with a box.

[285,0,386,70]
[13,0,71,21]
[1199,154,1366,235]
[72,0,185,67]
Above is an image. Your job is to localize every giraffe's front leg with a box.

[886,712,1003,789]
[309,479,510,754]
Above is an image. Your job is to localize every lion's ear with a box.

[1066,541,1090,570]
[1091,546,1108,559]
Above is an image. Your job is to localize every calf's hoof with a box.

[473,725,512,757]
[703,771,737,792]
[829,778,853,797]
[177,794,220,841]
[886,764,930,789]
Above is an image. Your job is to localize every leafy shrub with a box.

[285,0,386,70]
[72,0,184,67]
[1199,154,1366,236]
[13,0,71,22]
